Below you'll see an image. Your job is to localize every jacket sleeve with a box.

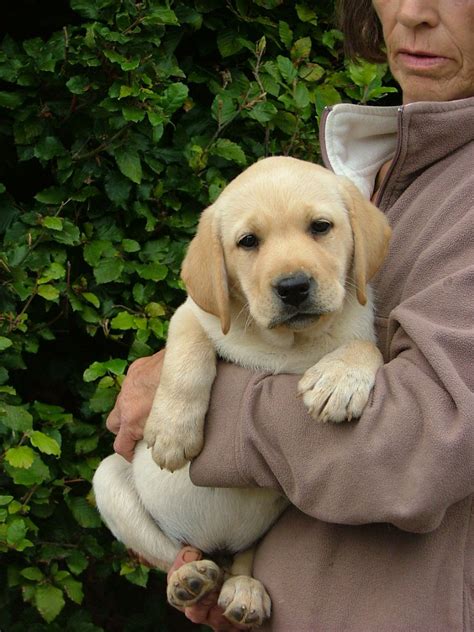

[190,229,474,535]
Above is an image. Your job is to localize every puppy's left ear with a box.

[339,177,391,305]
[181,205,231,334]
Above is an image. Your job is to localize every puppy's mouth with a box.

[268,311,323,330]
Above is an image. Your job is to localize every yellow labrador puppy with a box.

[93,157,390,628]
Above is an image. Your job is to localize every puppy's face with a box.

[181,157,391,335]
[219,164,353,330]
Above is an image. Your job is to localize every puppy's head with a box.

[181,157,390,334]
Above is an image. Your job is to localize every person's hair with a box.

[336,0,386,63]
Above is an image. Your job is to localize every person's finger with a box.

[113,428,138,462]
[105,403,121,434]
[167,546,202,579]
[185,600,243,631]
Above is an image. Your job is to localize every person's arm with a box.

[191,259,474,535]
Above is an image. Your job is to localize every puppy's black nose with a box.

[275,273,312,307]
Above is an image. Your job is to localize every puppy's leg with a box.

[298,339,383,422]
[218,547,272,628]
[93,454,180,570]
[144,302,217,471]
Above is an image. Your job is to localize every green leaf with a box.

[29,431,61,456]
[115,149,142,184]
[38,262,65,284]
[83,359,126,382]
[81,292,100,308]
[278,21,293,48]
[105,171,132,205]
[34,136,65,161]
[42,217,63,231]
[94,258,124,284]
[4,454,50,486]
[122,239,140,253]
[35,186,67,204]
[103,359,127,375]
[212,139,247,166]
[66,550,89,575]
[246,101,277,124]
[5,446,36,469]
[162,82,189,114]
[217,31,243,58]
[21,567,45,581]
[0,336,13,351]
[296,4,318,23]
[75,435,99,455]
[277,56,297,83]
[0,495,14,506]
[7,518,28,544]
[59,576,84,604]
[144,302,165,317]
[83,362,106,382]
[211,94,237,125]
[35,584,65,623]
[0,404,33,431]
[66,75,90,94]
[135,262,168,281]
[122,105,146,123]
[0,90,23,109]
[294,82,310,109]
[66,496,102,529]
[121,563,150,587]
[89,387,117,412]
[142,6,179,25]
[111,311,135,330]
[349,62,379,88]
[37,285,60,301]
[291,37,312,61]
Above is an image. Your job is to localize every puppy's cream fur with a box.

[93,157,390,627]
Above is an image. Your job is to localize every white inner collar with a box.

[323,103,400,199]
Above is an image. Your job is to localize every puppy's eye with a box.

[310,220,333,236]
[238,234,259,249]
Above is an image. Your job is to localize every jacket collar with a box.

[320,96,474,201]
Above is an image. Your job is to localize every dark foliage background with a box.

[0,1,398,629]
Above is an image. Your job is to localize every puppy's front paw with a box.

[144,408,204,472]
[218,575,271,628]
[167,560,223,608]
[298,357,376,423]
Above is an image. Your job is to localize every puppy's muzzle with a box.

[274,272,313,307]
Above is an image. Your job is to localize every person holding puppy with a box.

[106,1,474,630]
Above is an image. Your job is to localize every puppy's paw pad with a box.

[218,575,271,628]
[167,560,223,607]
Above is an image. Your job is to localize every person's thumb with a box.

[167,546,202,580]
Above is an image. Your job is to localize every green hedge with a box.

[0,1,397,629]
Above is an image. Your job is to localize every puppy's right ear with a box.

[181,206,230,334]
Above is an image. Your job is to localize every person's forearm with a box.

[191,339,473,534]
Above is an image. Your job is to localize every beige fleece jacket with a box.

[190,97,474,632]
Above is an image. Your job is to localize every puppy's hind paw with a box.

[218,575,271,628]
[167,560,223,608]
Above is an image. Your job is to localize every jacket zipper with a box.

[374,105,404,208]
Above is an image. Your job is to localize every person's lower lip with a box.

[398,53,448,69]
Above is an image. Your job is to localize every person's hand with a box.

[167,547,248,632]
[106,350,165,461]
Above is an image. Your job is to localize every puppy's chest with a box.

[214,333,338,374]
